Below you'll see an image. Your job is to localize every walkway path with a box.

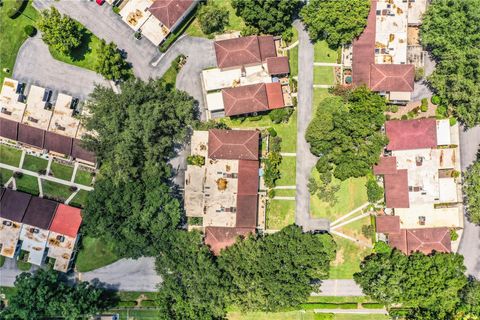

[313,62,342,67]
[313,84,334,88]
[280,152,297,157]
[273,196,296,201]
[331,212,371,230]
[293,20,329,232]
[0,163,93,192]
[274,185,296,190]
[331,203,370,226]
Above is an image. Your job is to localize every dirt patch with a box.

[408,26,420,46]
[332,248,345,266]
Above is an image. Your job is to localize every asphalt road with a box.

[293,21,329,231]
[80,257,162,292]
[314,280,364,296]
[458,125,480,278]
[0,258,39,287]
[13,36,109,100]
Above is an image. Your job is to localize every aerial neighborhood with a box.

[0,0,479,319]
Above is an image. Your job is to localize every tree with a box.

[464,160,480,225]
[354,250,468,318]
[458,277,480,317]
[263,151,282,188]
[197,3,229,35]
[300,0,370,47]
[155,231,227,320]
[306,87,387,180]
[81,78,196,258]
[1,269,108,320]
[218,225,336,312]
[94,40,131,81]
[37,7,84,54]
[231,0,301,35]
[421,0,480,127]
[366,179,384,203]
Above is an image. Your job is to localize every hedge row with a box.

[140,300,157,307]
[361,302,385,309]
[300,302,358,310]
[116,301,136,308]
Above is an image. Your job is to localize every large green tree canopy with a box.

[305,87,387,181]
[354,249,468,318]
[94,40,131,81]
[464,159,480,225]
[218,225,336,312]
[300,0,370,47]
[231,0,301,35]
[82,78,196,258]
[38,7,84,54]
[421,0,480,127]
[1,269,108,320]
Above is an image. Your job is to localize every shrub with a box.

[7,0,26,19]
[373,241,392,254]
[366,179,384,203]
[187,155,205,166]
[362,302,385,309]
[141,300,157,307]
[361,224,374,239]
[431,95,441,105]
[401,114,408,120]
[188,217,203,226]
[385,114,391,120]
[449,117,457,126]
[270,136,282,153]
[388,104,399,113]
[268,189,275,199]
[450,229,459,241]
[414,67,424,81]
[307,177,319,195]
[24,25,37,37]
[13,171,23,179]
[267,127,277,137]
[263,152,282,188]
[38,169,46,175]
[282,28,294,44]
[451,170,460,178]
[112,6,120,14]
[248,115,262,121]
[269,107,293,124]
[240,25,259,36]
[436,105,448,119]
[69,185,78,192]
[420,98,428,112]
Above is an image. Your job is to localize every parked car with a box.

[96,0,105,6]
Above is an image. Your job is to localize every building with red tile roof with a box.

[204,227,255,255]
[50,204,82,238]
[18,123,45,149]
[214,35,277,69]
[208,129,259,160]
[383,169,410,208]
[149,0,195,29]
[385,119,437,151]
[388,228,451,255]
[0,118,18,141]
[373,156,398,175]
[265,82,285,109]
[44,131,73,156]
[266,56,290,75]
[376,215,400,234]
[369,64,414,92]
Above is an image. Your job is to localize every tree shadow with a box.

[68,30,93,62]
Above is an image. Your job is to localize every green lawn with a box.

[274,189,296,197]
[222,110,297,153]
[310,170,368,222]
[186,0,246,38]
[69,189,90,208]
[15,174,39,195]
[0,255,5,268]
[22,154,48,172]
[288,45,298,77]
[314,66,335,85]
[313,88,331,111]
[329,236,372,279]
[0,168,13,185]
[314,40,338,63]
[42,180,74,202]
[50,162,74,181]
[48,28,102,72]
[0,286,17,300]
[16,260,32,271]
[162,57,181,87]
[338,215,374,244]
[74,169,93,186]
[0,144,22,167]
[0,0,39,84]
[277,156,296,186]
[75,236,119,272]
[266,200,295,230]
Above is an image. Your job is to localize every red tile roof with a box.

[373,157,398,175]
[236,195,258,228]
[266,56,290,75]
[208,129,259,160]
[385,119,437,151]
[149,0,195,29]
[18,123,45,148]
[0,118,18,141]
[214,35,276,69]
[376,215,400,234]
[222,83,269,116]
[384,169,409,208]
[50,204,82,238]
[265,82,285,109]
[352,0,377,86]
[204,226,255,255]
[44,131,73,156]
[370,64,415,92]
[237,160,259,195]
[388,228,451,255]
